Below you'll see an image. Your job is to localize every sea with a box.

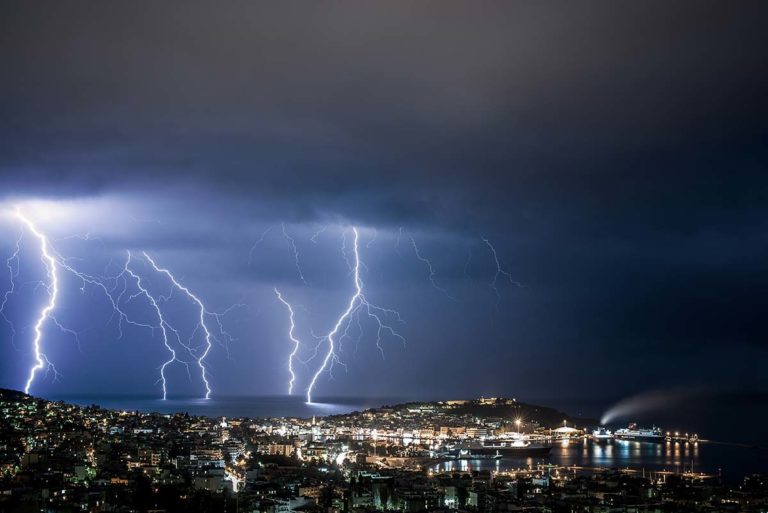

[48,393,767,484]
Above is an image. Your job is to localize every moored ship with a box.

[592,427,614,441]
[451,449,503,460]
[467,438,552,457]
[614,423,664,442]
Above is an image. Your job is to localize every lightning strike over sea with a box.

[122,251,191,400]
[2,208,208,397]
[143,252,239,400]
[305,227,405,404]
[274,288,301,395]
[13,209,62,394]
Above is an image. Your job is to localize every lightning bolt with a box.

[338,229,353,273]
[281,223,308,285]
[248,225,273,266]
[13,209,62,394]
[366,228,378,248]
[143,252,235,400]
[408,234,456,300]
[6,211,192,396]
[482,237,522,309]
[4,207,242,398]
[54,252,157,341]
[274,288,301,395]
[305,227,404,403]
[122,251,191,400]
[310,224,327,244]
[1,230,23,348]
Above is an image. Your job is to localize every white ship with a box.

[614,423,664,442]
[591,427,614,441]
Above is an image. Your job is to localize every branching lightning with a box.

[13,209,62,394]
[408,234,456,300]
[274,288,301,395]
[54,252,156,341]
[305,227,404,403]
[5,210,194,396]
[2,205,244,399]
[281,223,308,285]
[310,224,327,244]
[482,237,522,309]
[5,204,517,402]
[122,251,191,400]
[248,225,273,266]
[143,252,237,400]
[1,231,23,348]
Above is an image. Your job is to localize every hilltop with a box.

[339,397,597,429]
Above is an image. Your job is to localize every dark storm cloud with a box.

[0,1,767,399]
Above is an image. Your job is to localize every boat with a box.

[462,438,553,457]
[592,427,614,441]
[452,449,503,460]
[614,423,664,442]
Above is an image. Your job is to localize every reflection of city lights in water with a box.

[431,439,702,475]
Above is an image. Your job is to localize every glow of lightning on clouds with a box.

[482,237,522,309]
[305,227,405,403]
[274,288,302,395]
[281,223,308,285]
[408,234,456,301]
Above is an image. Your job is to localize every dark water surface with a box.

[431,439,766,484]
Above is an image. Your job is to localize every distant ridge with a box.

[0,389,597,427]
[0,388,29,401]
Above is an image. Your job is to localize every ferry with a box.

[614,423,664,442]
[466,438,553,457]
[452,449,503,460]
[591,427,614,441]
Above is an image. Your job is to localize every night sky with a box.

[1,1,767,404]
